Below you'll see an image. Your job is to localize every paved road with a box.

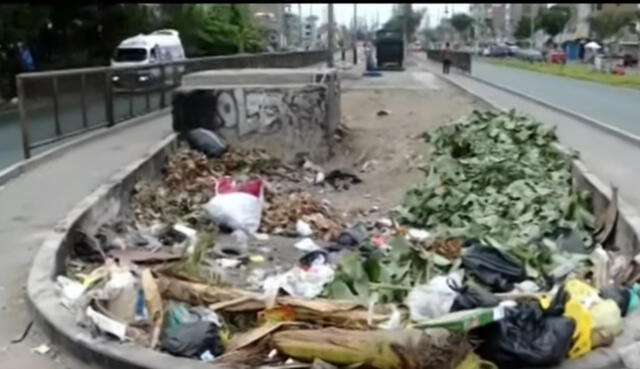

[471,60,640,137]
[0,113,172,369]
[417,57,640,210]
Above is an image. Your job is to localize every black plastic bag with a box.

[162,321,224,358]
[461,242,527,292]
[324,170,363,190]
[600,284,631,316]
[185,128,227,158]
[472,288,575,369]
[337,223,368,247]
[448,279,500,312]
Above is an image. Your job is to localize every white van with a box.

[110,29,186,89]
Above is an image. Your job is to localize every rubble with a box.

[261,192,342,241]
[57,110,640,369]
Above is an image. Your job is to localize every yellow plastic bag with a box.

[540,279,624,358]
[539,279,595,359]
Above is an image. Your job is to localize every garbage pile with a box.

[57,111,637,369]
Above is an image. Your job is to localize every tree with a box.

[0,5,50,98]
[197,5,265,56]
[514,16,533,40]
[449,13,474,41]
[536,5,571,39]
[160,4,211,57]
[588,9,636,42]
[383,5,426,42]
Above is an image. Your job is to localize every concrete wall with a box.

[174,68,340,163]
[173,84,336,162]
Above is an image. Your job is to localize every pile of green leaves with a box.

[323,237,455,304]
[400,110,594,273]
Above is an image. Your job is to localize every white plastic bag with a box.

[296,220,314,237]
[56,276,87,311]
[407,271,463,322]
[204,177,264,235]
[262,253,335,300]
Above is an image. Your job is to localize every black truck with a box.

[374,30,404,70]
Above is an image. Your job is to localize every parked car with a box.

[514,48,544,62]
[486,45,510,57]
[546,50,566,64]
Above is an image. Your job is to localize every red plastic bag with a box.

[204,177,264,234]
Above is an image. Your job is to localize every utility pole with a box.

[298,3,303,48]
[530,5,535,49]
[327,3,334,67]
[403,3,411,60]
[353,3,358,64]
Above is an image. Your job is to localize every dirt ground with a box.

[209,77,491,290]
[316,83,490,223]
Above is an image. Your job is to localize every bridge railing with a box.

[425,49,472,74]
[16,50,326,159]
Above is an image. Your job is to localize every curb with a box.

[0,108,171,186]
[26,132,221,369]
[433,67,640,369]
[464,72,640,146]
[24,61,640,369]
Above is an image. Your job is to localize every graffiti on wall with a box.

[211,86,327,139]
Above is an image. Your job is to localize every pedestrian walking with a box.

[442,42,452,74]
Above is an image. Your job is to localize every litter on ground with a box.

[57,110,637,369]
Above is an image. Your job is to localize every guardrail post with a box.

[160,64,166,108]
[52,76,61,136]
[145,68,151,113]
[129,87,134,118]
[80,73,88,128]
[105,69,114,127]
[17,76,31,159]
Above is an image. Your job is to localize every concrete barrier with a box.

[173,68,340,163]
[27,77,640,369]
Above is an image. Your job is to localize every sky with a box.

[297,3,471,28]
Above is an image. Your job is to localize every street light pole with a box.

[403,4,410,60]
[327,3,335,68]
[353,3,358,64]
[298,3,303,48]
[530,5,535,49]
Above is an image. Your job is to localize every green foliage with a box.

[449,13,474,39]
[0,5,51,98]
[536,5,572,37]
[0,4,50,46]
[161,4,264,56]
[198,4,265,55]
[0,4,267,97]
[400,110,594,258]
[487,58,640,89]
[324,237,448,304]
[514,16,533,40]
[588,9,636,41]
[383,5,426,42]
[159,4,211,57]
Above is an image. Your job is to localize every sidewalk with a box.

[0,113,172,368]
[417,56,640,211]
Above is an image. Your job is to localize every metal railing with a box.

[16,50,326,159]
[426,49,473,74]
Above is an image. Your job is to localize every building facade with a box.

[470,3,545,43]
[284,12,302,48]
[249,3,287,49]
